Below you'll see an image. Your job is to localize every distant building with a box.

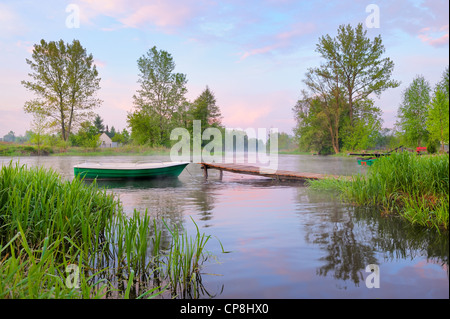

[99,133,118,148]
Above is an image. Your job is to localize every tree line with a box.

[396,67,449,152]
[19,26,448,154]
[128,45,223,147]
[20,40,223,150]
[293,23,449,154]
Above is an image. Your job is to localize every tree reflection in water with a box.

[302,189,449,288]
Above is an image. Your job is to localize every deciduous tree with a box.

[396,75,431,147]
[316,23,399,126]
[22,39,102,141]
[128,46,187,146]
[303,61,346,154]
[427,67,449,152]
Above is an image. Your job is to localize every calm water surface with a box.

[2,154,448,298]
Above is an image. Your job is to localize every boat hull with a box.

[357,158,376,166]
[74,162,189,180]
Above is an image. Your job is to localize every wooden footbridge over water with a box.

[199,162,348,181]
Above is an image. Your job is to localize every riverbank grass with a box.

[0,162,215,298]
[307,152,449,230]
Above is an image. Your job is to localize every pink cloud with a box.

[15,41,34,54]
[78,0,209,32]
[119,3,193,29]
[93,59,106,69]
[239,22,316,60]
[239,44,279,61]
[418,25,449,47]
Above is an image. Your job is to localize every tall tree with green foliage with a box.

[295,23,399,154]
[302,61,346,153]
[396,75,431,147]
[316,23,400,127]
[293,91,334,154]
[341,98,383,151]
[22,39,102,141]
[187,86,223,149]
[190,86,222,128]
[427,67,449,152]
[93,114,105,133]
[128,46,188,146]
[30,111,49,154]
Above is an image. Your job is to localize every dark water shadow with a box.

[83,177,184,190]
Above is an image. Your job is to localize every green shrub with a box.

[308,152,449,230]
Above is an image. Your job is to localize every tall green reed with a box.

[0,161,217,299]
[163,218,211,298]
[307,152,449,230]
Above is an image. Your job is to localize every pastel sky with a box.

[0,0,448,138]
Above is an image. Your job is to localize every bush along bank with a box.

[307,152,449,231]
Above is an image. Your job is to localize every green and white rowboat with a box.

[73,161,189,180]
[357,157,376,166]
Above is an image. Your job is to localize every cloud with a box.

[15,40,34,54]
[239,22,316,60]
[93,59,106,68]
[119,3,193,29]
[382,0,449,47]
[417,25,449,47]
[78,0,210,32]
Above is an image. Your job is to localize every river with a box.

[1,154,448,298]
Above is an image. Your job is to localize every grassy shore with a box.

[0,143,54,156]
[0,142,171,157]
[0,162,215,298]
[53,145,171,156]
[307,152,449,231]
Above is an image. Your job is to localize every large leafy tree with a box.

[341,98,383,151]
[303,61,346,154]
[293,91,334,154]
[396,75,431,147]
[295,23,399,154]
[22,39,101,141]
[316,23,400,127]
[128,46,188,146]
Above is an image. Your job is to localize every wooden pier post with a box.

[202,164,208,179]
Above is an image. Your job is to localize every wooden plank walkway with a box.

[199,163,347,181]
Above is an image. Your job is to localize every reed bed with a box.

[308,152,449,230]
[0,162,216,299]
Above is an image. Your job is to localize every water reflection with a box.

[87,177,184,190]
[353,207,449,273]
[302,189,449,291]
[188,182,216,224]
